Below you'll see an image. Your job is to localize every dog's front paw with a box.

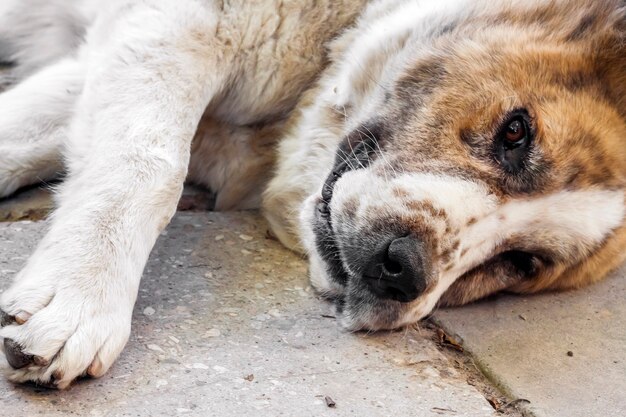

[0,267,133,389]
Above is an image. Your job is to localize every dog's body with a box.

[0,0,624,388]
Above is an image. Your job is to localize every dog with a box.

[0,0,624,389]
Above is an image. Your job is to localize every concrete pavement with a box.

[433,265,626,417]
[0,211,500,417]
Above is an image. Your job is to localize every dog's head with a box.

[296,0,626,330]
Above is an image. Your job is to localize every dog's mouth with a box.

[313,198,349,286]
[312,128,380,287]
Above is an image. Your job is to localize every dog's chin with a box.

[335,292,419,331]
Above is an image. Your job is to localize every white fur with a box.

[0,0,224,387]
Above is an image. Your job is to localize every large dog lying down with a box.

[0,0,624,389]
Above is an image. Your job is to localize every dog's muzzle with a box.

[312,127,432,304]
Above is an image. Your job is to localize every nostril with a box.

[362,235,429,303]
[381,235,410,276]
[382,259,403,276]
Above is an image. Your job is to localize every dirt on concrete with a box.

[421,321,529,417]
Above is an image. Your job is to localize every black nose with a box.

[363,236,429,303]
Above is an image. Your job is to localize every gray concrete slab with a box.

[0,213,499,417]
[433,266,626,417]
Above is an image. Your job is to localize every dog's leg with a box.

[0,58,84,197]
[0,1,226,388]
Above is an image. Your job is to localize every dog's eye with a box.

[504,118,526,145]
[496,112,532,173]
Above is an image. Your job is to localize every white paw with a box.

[0,263,133,389]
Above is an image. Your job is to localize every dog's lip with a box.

[312,200,350,286]
[311,155,360,287]
[313,128,383,285]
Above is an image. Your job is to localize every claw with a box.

[15,312,31,325]
[87,357,104,378]
[3,338,34,369]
